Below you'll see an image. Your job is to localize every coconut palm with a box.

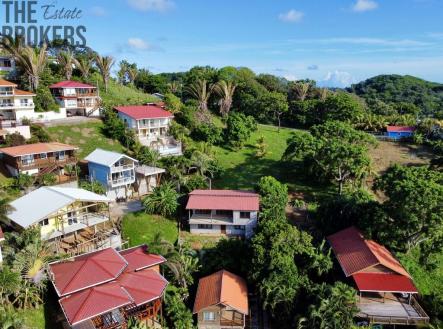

[74,56,93,80]
[13,238,52,283]
[214,80,237,117]
[94,54,115,92]
[168,80,182,94]
[318,88,329,101]
[57,50,75,80]
[0,196,12,225]
[143,182,179,218]
[185,79,214,121]
[127,67,138,84]
[0,267,21,306]
[164,243,200,293]
[293,82,311,101]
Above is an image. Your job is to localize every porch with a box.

[138,136,182,156]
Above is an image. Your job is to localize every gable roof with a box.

[327,226,411,278]
[119,245,166,272]
[85,148,138,167]
[386,126,416,133]
[0,142,78,157]
[49,81,96,89]
[49,248,128,297]
[353,273,418,293]
[8,187,111,228]
[114,105,173,120]
[193,270,248,315]
[14,89,35,96]
[0,78,17,87]
[186,190,259,211]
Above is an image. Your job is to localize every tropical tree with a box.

[164,243,200,293]
[57,50,75,80]
[15,174,34,191]
[185,79,214,121]
[168,80,182,95]
[38,173,57,186]
[0,195,12,225]
[0,306,25,329]
[143,182,179,218]
[224,112,257,149]
[256,176,288,219]
[0,267,21,306]
[164,286,195,329]
[292,82,311,101]
[214,80,237,117]
[94,54,115,92]
[74,56,93,80]
[80,180,106,195]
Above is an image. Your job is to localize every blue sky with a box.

[14,0,443,86]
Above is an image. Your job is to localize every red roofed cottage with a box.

[115,104,182,156]
[186,189,259,238]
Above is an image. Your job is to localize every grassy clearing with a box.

[46,122,124,159]
[122,212,178,247]
[179,231,222,250]
[18,307,46,329]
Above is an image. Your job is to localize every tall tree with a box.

[143,182,179,218]
[94,54,115,92]
[74,56,93,80]
[214,80,237,117]
[292,82,311,101]
[185,79,214,121]
[57,50,75,80]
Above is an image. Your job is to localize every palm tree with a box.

[0,267,21,306]
[94,54,115,92]
[214,80,237,117]
[293,82,311,101]
[74,56,93,80]
[57,50,75,80]
[127,67,138,84]
[185,79,214,121]
[13,237,52,283]
[168,80,182,94]
[143,182,179,218]
[14,174,34,192]
[0,196,12,225]
[318,88,329,101]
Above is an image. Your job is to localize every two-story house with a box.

[0,142,78,183]
[0,78,35,122]
[8,186,119,256]
[49,80,101,117]
[194,270,249,329]
[48,246,168,329]
[115,104,182,156]
[186,190,260,238]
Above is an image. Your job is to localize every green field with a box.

[122,212,178,247]
[46,122,124,159]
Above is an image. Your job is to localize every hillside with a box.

[349,75,443,117]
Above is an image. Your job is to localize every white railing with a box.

[109,176,135,186]
[111,164,135,173]
[0,91,13,96]
[0,103,14,108]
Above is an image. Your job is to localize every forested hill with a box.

[349,75,443,118]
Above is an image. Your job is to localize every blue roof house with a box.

[85,149,138,200]
[386,126,416,140]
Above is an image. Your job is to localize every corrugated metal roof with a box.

[120,245,166,272]
[386,126,416,132]
[193,270,249,315]
[186,190,259,211]
[85,148,138,167]
[8,187,111,228]
[115,105,173,120]
[0,142,78,157]
[118,270,168,306]
[49,81,96,89]
[353,273,418,293]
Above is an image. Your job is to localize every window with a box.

[198,224,213,229]
[40,153,47,159]
[68,218,78,225]
[21,154,35,166]
[66,99,77,107]
[203,312,215,321]
[240,212,250,219]
[234,225,245,230]
[195,209,211,215]
[39,218,49,226]
[20,99,29,106]
[216,210,232,217]
[55,151,65,161]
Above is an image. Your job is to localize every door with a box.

[221,225,226,234]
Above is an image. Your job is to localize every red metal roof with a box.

[353,273,418,293]
[119,245,166,272]
[49,248,128,297]
[59,282,133,326]
[114,105,173,120]
[117,270,168,306]
[193,270,249,315]
[49,81,96,89]
[386,126,416,132]
[327,227,411,278]
[186,190,259,211]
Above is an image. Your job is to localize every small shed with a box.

[386,126,416,140]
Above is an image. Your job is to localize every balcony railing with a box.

[111,164,135,173]
[0,91,13,96]
[109,176,135,186]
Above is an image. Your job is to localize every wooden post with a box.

[383,292,385,303]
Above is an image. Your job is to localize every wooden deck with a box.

[357,293,429,325]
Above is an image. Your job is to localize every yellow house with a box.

[8,186,121,255]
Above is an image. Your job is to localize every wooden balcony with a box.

[17,156,77,171]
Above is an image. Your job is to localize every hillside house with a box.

[7,186,119,256]
[49,81,101,117]
[48,246,168,328]
[194,270,249,329]
[115,104,182,156]
[0,142,78,183]
[327,227,429,326]
[186,190,259,238]
[0,78,35,122]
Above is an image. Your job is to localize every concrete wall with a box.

[118,112,137,129]
[3,125,31,139]
[16,108,67,122]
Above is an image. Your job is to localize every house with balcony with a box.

[49,81,101,117]
[186,190,259,238]
[7,186,119,256]
[48,245,168,329]
[0,78,35,122]
[327,227,429,326]
[194,270,249,329]
[0,142,78,183]
[115,104,182,156]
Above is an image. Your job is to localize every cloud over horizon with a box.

[352,0,379,12]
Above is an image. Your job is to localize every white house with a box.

[0,78,35,122]
[115,104,182,156]
[186,190,260,239]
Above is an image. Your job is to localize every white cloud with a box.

[352,0,378,12]
[308,64,319,70]
[283,74,298,81]
[90,6,106,16]
[318,71,355,88]
[127,0,175,12]
[128,38,151,50]
[278,10,304,23]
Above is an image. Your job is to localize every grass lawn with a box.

[46,122,124,159]
[213,124,331,199]
[122,212,178,247]
[18,308,46,329]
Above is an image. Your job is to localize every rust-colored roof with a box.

[193,270,249,315]
[0,78,17,87]
[119,245,166,272]
[49,248,128,297]
[327,226,411,278]
[0,142,78,157]
[386,126,416,132]
[14,89,35,96]
[353,273,418,293]
[59,282,133,326]
[186,190,259,211]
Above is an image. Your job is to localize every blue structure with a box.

[85,149,138,200]
[386,126,416,140]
